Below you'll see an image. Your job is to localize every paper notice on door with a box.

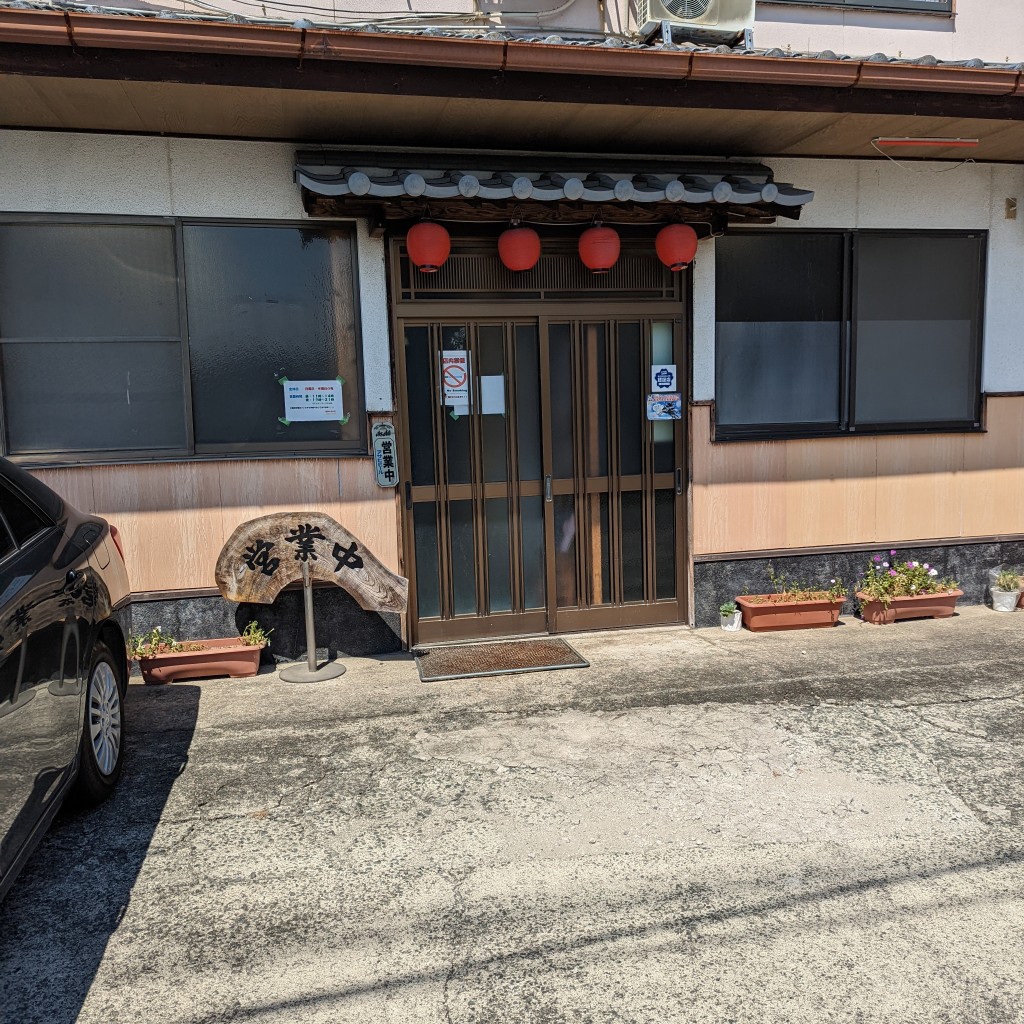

[441,350,471,406]
[480,375,505,415]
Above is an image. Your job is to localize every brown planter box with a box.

[736,595,845,632]
[856,590,963,626]
[138,638,263,684]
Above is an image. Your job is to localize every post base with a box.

[279,660,347,684]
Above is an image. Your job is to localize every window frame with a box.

[759,0,953,15]
[0,214,367,466]
[714,227,986,443]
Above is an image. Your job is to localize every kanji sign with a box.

[441,350,470,405]
[216,512,408,613]
[372,421,398,488]
[651,364,677,393]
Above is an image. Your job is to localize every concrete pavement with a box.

[2,607,1024,1023]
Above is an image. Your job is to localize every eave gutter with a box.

[1,8,1023,99]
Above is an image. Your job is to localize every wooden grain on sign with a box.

[215,511,408,613]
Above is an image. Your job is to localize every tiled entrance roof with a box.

[294,163,814,210]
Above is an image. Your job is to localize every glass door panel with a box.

[543,315,684,632]
[401,318,547,643]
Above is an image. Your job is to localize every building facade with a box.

[1,0,1022,650]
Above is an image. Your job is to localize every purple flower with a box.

[906,561,913,568]
[890,550,897,556]
[873,555,882,563]
[889,570,898,577]
[923,564,930,570]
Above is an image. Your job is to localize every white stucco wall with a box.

[0,130,393,412]
[691,158,1024,401]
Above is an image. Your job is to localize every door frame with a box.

[393,296,689,647]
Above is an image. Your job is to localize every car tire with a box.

[73,641,125,805]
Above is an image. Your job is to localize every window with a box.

[761,0,952,13]
[715,230,985,440]
[0,481,49,547]
[0,219,365,461]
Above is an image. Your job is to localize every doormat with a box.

[414,637,589,682]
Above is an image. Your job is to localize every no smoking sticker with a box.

[441,350,471,406]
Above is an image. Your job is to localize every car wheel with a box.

[73,642,125,805]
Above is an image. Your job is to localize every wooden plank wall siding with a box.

[691,396,1024,557]
[32,458,399,594]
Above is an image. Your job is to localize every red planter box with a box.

[736,595,845,631]
[138,638,263,684]
[856,590,963,626]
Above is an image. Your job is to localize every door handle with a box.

[544,475,552,502]
[675,468,683,495]
[65,569,79,585]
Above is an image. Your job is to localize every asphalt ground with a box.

[2,606,1023,1023]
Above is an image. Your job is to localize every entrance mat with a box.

[414,637,589,682]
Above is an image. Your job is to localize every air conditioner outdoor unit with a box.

[636,0,755,47]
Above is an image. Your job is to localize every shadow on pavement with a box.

[0,681,200,1024]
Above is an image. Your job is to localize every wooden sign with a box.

[215,512,407,613]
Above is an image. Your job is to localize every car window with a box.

[0,520,14,563]
[0,482,49,547]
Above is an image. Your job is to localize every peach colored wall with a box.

[31,458,400,594]
[691,396,1024,557]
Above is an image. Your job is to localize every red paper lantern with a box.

[498,226,541,272]
[578,225,620,274]
[655,224,699,271]
[407,222,450,273]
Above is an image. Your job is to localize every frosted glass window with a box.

[0,222,187,454]
[716,233,843,430]
[854,234,982,426]
[183,225,362,450]
[715,231,984,438]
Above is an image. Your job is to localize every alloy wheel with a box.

[88,661,122,777]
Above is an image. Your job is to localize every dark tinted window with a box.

[716,233,843,428]
[0,482,48,546]
[183,224,362,450]
[854,234,983,426]
[715,231,984,439]
[0,223,187,455]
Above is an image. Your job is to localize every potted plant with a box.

[856,551,962,625]
[990,568,1021,613]
[719,601,742,632]
[736,566,847,632]
[129,622,271,684]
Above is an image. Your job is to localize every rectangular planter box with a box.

[856,590,963,626]
[138,638,263,684]
[736,595,845,631]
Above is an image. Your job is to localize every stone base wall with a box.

[693,540,1024,628]
[129,587,403,664]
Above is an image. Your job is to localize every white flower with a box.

[830,579,836,584]
[911,586,917,592]
[882,562,889,568]
[929,568,938,577]
[912,561,919,568]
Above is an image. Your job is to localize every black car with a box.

[0,459,131,903]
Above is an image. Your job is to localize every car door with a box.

[0,481,77,883]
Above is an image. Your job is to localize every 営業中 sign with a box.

[372,421,398,488]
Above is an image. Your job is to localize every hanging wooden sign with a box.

[215,511,408,613]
